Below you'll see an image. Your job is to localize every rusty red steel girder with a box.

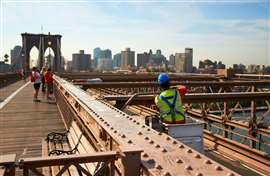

[87,84,270,175]
[103,93,270,137]
[103,92,270,103]
[74,81,270,89]
[54,75,239,176]
[58,73,218,81]
[88,87,270,175]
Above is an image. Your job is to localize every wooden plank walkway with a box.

[0,82,65,160]
[0,80,26,102]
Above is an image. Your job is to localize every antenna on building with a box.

[41,25,43,34]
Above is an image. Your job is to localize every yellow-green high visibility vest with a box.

[155,88,185,123]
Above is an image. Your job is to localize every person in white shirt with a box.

[31,67,42,102]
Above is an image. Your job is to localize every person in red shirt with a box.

[44,68,53,100]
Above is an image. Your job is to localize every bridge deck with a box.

[0,82,65,160]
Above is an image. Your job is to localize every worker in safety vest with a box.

[155,73,186,124]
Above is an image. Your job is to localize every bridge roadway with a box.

[0,81,65,161]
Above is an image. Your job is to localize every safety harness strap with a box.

[160,89,178,123]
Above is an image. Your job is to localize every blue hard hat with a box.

[158,73,169,85]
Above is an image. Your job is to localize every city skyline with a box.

[1,0,269,67]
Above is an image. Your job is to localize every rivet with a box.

[156,165,163,170]
[173,141,177,144]
[162,148,167,153]
[179,144,184,149]
[158,132,162,135]
[128,140,132,144]
[196,173,203,176]
[164,172,171,176]
[187,149,193,153]
[226,173,235,176]
[215,166,223,171]
[142,125,145,128]
[138,132,143,135]
[149,140,154,144]
[155,144,160,148]
[110,127,114,130]
[114,130,117,133]
[145,137,149,140]
[185,165,192,170]
[204,160,212,164]
[133,120,136,123]
[195,154,201,159]
[129,118,133,121]
[122,134,126,138]
[101,119,104,122]
[166,137,170,141]
[106,124,110,127]
[147,159,155,164]
[176,159,183,163]
[143,153,149,158]
[147,128,151,131]
[136,122,140,125]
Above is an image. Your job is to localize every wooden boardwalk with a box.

[0,82,65,160]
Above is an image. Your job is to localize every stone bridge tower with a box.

[21,33,62,72]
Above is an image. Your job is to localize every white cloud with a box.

[1,1,269,67]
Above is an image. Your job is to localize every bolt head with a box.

[176,159,183,163]
[204,160,212,164]
[185,165,192,170]
[215,166,223,171]
[195,154,201,159]
[156,165,163,170]
[143,153,149,158]
[186,149,193,153]
[162,148,167,153]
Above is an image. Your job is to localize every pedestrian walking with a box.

[40,67,47,94]
[30,67,42,102]
[44,68,53,100]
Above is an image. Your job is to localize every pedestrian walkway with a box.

[0,80,27,102]
[0,82,65,160]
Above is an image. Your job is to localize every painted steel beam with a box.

[54,75,238,176]
[103,92,270,104]
[74,81,270,89]
[57,73,218,81]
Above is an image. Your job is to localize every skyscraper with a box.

[100,49,112,60]
[185,48,193,73]
[148,50,167,68]
[97,59,112,71]
[72,50,91,72]
[169,54,175,66]
[175,48,193,73]
[93,47,101,67]
[175,53,186,72]
[121,48,135,69]
[113,53,121,69]
[137,52,150,68]
[10,45,22,71]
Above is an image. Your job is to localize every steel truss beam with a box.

[54,75,238,176]
[74,81,270,90]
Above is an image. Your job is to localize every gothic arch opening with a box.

[29,46,39,69]
[44,47,55,69]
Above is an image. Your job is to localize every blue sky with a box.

[0,0,269,67]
